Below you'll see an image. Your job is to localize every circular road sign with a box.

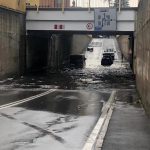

[86,23,93,30]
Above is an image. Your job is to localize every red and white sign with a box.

[54,24,65,30]
[86,22,93,30]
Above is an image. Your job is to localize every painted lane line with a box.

[0,89,56,110]
[0,89,56,109]
[82,90,116,150]
[0,89,54,107]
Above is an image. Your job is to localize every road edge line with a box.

[82,90,116,150]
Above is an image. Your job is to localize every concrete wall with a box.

[0,7,25,77]
[134,0,150,115]
[70,35,92,55]
[117,35,130,60]
[48,34,71,69]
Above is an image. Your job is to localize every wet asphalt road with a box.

[0,38,135,150]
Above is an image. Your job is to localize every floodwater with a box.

[0,38,135,150]
[0,38,134,91]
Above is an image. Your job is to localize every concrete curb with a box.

[95,105,114,150]
[82,90,116,150]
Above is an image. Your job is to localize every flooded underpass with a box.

[0,38,137,150]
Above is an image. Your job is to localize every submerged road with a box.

[0,38,135,150]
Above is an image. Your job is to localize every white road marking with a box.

[0,89,56,110]
[82,90,116,150]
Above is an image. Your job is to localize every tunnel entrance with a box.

[68,32,135,70]
[26,31,134,73]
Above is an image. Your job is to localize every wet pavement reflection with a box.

[0,39,135,91]
[17,90,110,115]
[0,38,136,150]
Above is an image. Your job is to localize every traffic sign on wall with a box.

[94,8,117,31]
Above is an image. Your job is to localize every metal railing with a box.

[26,0,138,9]
[26,0,110,8]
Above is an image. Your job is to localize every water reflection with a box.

[18,90,109,116]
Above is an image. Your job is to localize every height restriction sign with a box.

[94,8,117,31]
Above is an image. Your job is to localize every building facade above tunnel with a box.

[0,0,26,12]
[26,0,70,8]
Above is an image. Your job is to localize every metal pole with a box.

[88,0,91,12]
[62,0,64,13]
[119,0,121,12]
[36,0,39,13]
[108,0,110,7]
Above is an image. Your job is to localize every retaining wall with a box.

[0,7,25,77]
[135,0,150,115]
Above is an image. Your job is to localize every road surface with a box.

[0,38,135,150]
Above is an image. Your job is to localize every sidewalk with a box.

[96,89,150,150]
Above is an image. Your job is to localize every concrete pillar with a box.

[48,34,72,69]
[117,34,135,69]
